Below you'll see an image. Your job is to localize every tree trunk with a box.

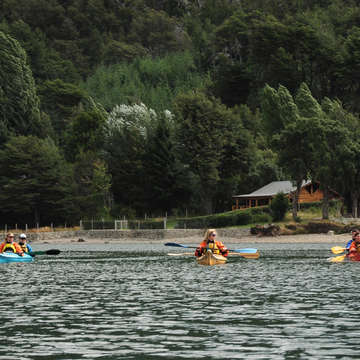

[322,186,329,220]
[351,192,359,218]
[202,193,213,215]
[292,179,302,220]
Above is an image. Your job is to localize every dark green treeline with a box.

[0,0,360,225]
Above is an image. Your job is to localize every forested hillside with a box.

[1,0,360,225]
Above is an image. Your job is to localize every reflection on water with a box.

[1,242,360,359]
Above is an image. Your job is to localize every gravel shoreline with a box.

[33,233,351,245]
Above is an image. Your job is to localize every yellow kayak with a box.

[196,250,227,266]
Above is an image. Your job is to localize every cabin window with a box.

[258,198,269,206]
[312,182,319,192]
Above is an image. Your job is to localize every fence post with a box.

[164,218,167,229]
[80,220,83,230]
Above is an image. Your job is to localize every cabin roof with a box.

[233,180,311,198]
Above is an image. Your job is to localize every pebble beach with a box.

[31,232,351,245]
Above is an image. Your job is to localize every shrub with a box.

[270,193,289,221]
[174,207,270,228]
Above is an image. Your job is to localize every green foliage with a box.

[143,116,192,214]
[81,51,210,112]
[174,91,236,213]
[175,207,271,229]
[64,111,106,162]
[38,79,106,144]
[72,152,112,219]
[0,136,77,224]
[128,219,165,229]
[0,31,49,145]
[270,192,290,221]
[2,0,360,222]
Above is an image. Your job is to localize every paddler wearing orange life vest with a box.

[347,232,360,261]
[195,229,229,257]
[0,233,24,255]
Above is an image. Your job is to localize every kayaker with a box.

[195,229,229,257]
[0,233,24,255]
[346,228,359,254]
[18,233,33,253]
[347,232,360,261]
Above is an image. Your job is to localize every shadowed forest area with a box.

[1,0,360,226]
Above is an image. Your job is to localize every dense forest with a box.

[1,0,360,225]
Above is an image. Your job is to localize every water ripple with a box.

[1,242,360,359]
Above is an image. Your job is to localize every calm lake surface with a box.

[1,241,360,360]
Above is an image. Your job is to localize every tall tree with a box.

[0,136,76,225]
[104,103,156,215]
[174,91,249,214]
[262,83,314,219]
[143,114,193,215]
[0,31,49,145]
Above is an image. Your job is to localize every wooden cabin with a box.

[232,180,341,210]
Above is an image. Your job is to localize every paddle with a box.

[168,251,260,259]
[168,252,194,256]
[328,254,347,262]
[29,249,61,257]
[331,246,346,255]
[164,242,259,258]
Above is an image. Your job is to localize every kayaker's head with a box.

[352,229,359,239]
[355,233,360,244]
[19,233,27,245]
[205,229,217,243]
[5,233,14,243]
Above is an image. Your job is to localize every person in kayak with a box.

[347,232,360,261]
[346,229,359,254]
[195,229,229,257]
[0,233,24,255]
[18,233,33,253]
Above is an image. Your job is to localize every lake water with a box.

[1,241,359,360]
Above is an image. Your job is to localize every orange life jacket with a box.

[347,242,360,261]
[0,241,23,254]
[195,240,228,257]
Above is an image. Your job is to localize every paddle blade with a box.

[232,248,258,254]
[46,249,61,255]
[167,252,194,256]
[331,246,346,255]
[329,255,347,262]
[164,243,197,249]
[29,249,60,256]
[229,251,260,259]
[164,242,188,248]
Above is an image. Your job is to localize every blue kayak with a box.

[0,252,34,263]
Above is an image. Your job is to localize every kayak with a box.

[0,252,34,264]
[197,250,227,266]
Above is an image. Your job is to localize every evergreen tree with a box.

[0,31,50,145]
[0,136,76,225]
[174,91,248,214]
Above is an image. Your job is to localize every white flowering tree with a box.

[106,102,174,139]
[105,103,176,215]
